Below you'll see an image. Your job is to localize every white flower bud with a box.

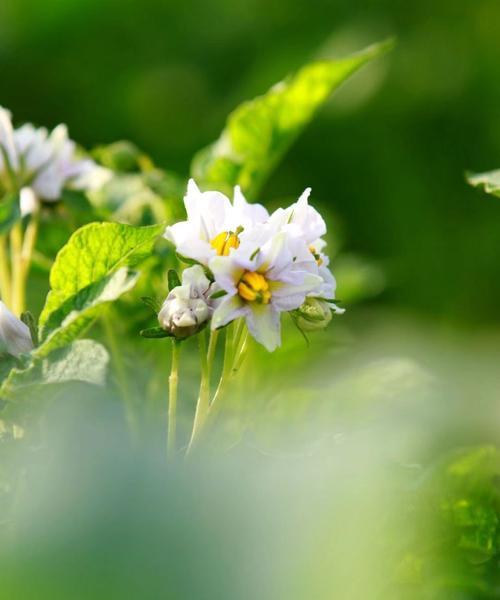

[0,301,33,356]
[158,265,215,339]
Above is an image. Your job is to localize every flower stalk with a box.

[167,339,180,460]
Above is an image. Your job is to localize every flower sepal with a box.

[139,326,176,339]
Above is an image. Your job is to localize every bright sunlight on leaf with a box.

[191,39,394,198]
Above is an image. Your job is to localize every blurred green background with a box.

[2,0,500,323]
[2,2,500,599]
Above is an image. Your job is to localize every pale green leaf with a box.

[38,222,163,354]
[0,339,109,402]
[191,39,394,198]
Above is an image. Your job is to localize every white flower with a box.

[164,179,269,266]
[0,301,33,357]
[210,230,322,351]
[269,188,344,314]
[158,265,218,339]
[0,107,110,214]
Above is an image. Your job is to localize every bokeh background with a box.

[2,0,500,322]
[1,1,500,599]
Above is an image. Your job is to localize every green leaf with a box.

[20,311,38,347]
[467,169,500,198]
[38,268,139,356]
[0,353,17,384]
[167,269,181,291]
[0,339,109,402]
[141,296,161,314]
[191,39,394,198]
[37,222,163,355]
[139,326,173,339]
[0,193,20,235]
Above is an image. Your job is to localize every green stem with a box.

[10,223,23,315]
[186,330,219,455]
[0,235,12,306]
[168,340,180,460]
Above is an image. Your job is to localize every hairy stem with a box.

[168,340,180,461]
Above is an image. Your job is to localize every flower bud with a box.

[158,265,215,339]
[0,301,33,356]
[295,297,332,331]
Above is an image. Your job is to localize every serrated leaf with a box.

[167,269,181,291]
[0,193,20,235]
[0,339,109,402]
[37,222,163,354]
[38,268,139,357]
[191,39,394,198]
[467,169,500,198]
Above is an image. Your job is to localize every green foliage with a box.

[191,39,394,198]
[0,194,20,235]
[37,222,163,355]
[467,169,500,198]
[167,268,181,291]
[0,340,109,402]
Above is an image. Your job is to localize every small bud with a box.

[158,265,215,339]
[295,297,332,332]
[0,301,34,356]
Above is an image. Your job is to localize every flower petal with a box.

[211,295,246,329]
[246,304,281,352]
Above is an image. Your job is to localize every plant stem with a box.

[186,330,219,454]
[20,210,39,282]
[168,340,180,461]
[0,235,12,306]
[10,223,23,315]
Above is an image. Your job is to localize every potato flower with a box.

[164,179,269,266]
[0,301,33,357]
[269,188,344,313]
[210,230,322,351]
[0,106,110,214]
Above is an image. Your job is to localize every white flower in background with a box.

[0,106,111,214]
[158,265,219,339]
[164,179,269,266]
[210,231,322,351]
[0,301,33,357]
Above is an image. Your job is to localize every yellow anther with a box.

[238,271,272,304]
[309,246,323,267]
[210,231,240,256]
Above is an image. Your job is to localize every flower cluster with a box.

[161,180,343,351]
[0,106,110,214]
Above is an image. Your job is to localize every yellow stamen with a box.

[210,231,240,256]
[238,271,271,304]
[309,246,323,266]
